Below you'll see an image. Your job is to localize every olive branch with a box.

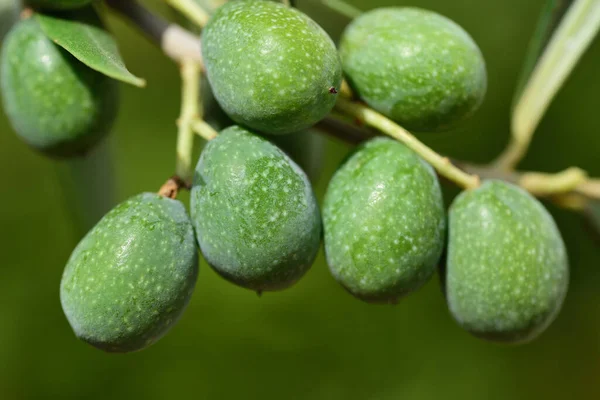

[106,0,600,212]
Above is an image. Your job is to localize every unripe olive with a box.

[0,15,118,157]
[191,125,321,292]
[339,7,487,132]
[61,193,199,353]
[446,180,569,343]
[26,0,91,10]
[202,0,342,134]
[200,75,325,182]
[323,137,446,303]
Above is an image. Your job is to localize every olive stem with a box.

[176,60,202,183]
[519,167,588,196]
[107,0,600,209]
[189,77,218,141]
[191,119,219,141]
[316,113,375,145]
[335,98,481,190]
[158,176,191,199]
[165,0,211,28]
[321,0,363,19]
[457,163,600,210]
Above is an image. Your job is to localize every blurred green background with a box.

[1,0,599,398]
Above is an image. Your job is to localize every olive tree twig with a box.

[315,113,600,209]
[315,112,375,145]
[176,60,202,183]
[158,175,191,199]
[105,0,203,66]
[191,119,219,141]
[335,98,481,190]
[457,163,600,210]
[106,0,600,209]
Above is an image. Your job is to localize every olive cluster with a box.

[0,0,568,352]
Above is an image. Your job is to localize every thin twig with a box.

[105,0,203,66]
[158,176,191,199]
[105,0,166,42]
[335,98,481,190]
[191,119,219,141]
[519,167,588,195]
[162,25,204,68]
[457,162,600,209]
[176,60,202,183]
[317,111,600,208]
[106,0,600,210]
[315,113,375,145]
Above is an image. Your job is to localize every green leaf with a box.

[511,0,600,145]
[512,0,572,109]
[36,11,146,88]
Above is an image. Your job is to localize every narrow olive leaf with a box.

[512,0,572,109]
[36,12,146,88]
[512,0,600,147]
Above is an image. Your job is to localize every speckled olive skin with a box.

[191,126,321,291]
[202,0,342,135]
[323,138,446,303]
[0,16,118,157]
[26,0,91,10]
[446,181,569,343]
[339,7,487,132]
[200,75,325,182]
[60,193,199,353]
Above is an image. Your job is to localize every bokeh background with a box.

[1,0,599,398]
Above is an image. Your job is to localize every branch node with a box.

[158,175,190,199]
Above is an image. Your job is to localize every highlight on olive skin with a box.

[201,0,342,135]
[445,181,569,344]
[60,193,199,353]
[323,138,446,303]
[339,7,487,132]
[190,125,322,292]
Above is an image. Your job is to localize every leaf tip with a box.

[132,77,147,88]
